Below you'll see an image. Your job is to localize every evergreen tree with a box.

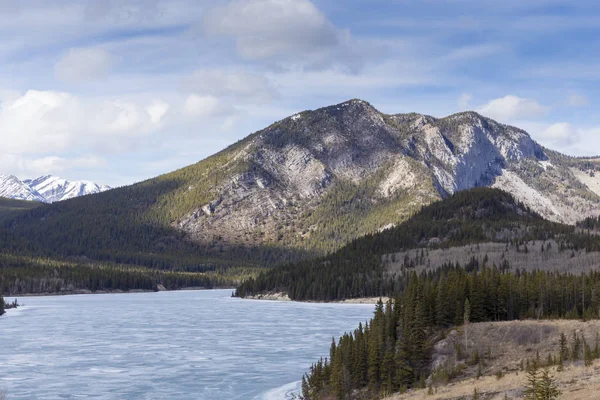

[523,367,539,400]
[464,298,471,352]
[536,368,561,400]
[572,331,582,361]
[0,295,4,316]
[559,333,569,364]
[301,376,310,400]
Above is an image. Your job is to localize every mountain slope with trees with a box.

[2,100,600,271]
[235,188,600,301]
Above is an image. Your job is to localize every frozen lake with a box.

[0,290,374,399]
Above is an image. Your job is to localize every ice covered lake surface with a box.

[0,289,375,400]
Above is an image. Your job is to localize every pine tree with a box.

[536,368,561,400]
[584,336,594,366]
[0,295,4,316]
[523,367,539,400]
[464,298,471,352]
[559,333,569,364]
[572,331,582,361]
[393,341,413,390]
[301,375,311,400]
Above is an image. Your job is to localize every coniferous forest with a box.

[232,188,600,399]
[0,254,260,296]
[236,188,600,301]
[301,263,600,399]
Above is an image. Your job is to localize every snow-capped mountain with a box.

[24,175,111,203]
[0,175,111,203]
[0,175,47,202]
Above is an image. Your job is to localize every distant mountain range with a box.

[2,99,600,268]
[0,174,111,203]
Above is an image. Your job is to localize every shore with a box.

[243,292,389,304]
[5,286,235,298]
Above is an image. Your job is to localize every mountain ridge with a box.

[2,99,600,268]
[0,174,111,203]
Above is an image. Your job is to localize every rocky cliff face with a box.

[173,99,600,256]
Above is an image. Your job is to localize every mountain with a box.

[0,175,46,202]
[23,175,111,203]
[172,99,600,255]
[0,175,111,203]
[235,187,600,301]
[2,99,600,269]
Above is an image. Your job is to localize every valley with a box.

[3,101,600,400]
[4,2,599,399]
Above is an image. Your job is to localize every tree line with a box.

[0,254,261,296]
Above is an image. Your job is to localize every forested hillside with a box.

[300,262,600,399]
[2,100,600,272]
[0,197,40,221]
[235,188,600,301]
[0,254,258,296]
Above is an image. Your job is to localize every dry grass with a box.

[388,362,600,399]
[387,320,600,400]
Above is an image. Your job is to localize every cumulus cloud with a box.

[0,90,169,154]
[477,95,548,121]
[55,47,114,82]
[202,0,353,68]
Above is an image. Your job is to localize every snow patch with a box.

[256,380,301,400]
[538,160,554,170]
[291,114,301,121]
[571,167,600,197]
[25,175,111,203]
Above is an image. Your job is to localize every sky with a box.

[1,0,600,187]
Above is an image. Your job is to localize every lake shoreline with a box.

[243,292,388,304]
[4,286,236,298]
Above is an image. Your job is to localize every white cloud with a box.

[477,95,548,121]
[147,100,170,124]
[202,0,349,66]
[568,92,589,107]
[55,47,114,82]
[183,94,231,117]
[0,90,169,154]
[458,93,472,109]
[0,154,108,179]
[184,69,277,100]
[30,155,107,174]
[540,122,579,146]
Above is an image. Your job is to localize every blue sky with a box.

[1,0,599,186]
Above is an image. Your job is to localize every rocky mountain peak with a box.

[1,174,110,203]
[174,100,600,257]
